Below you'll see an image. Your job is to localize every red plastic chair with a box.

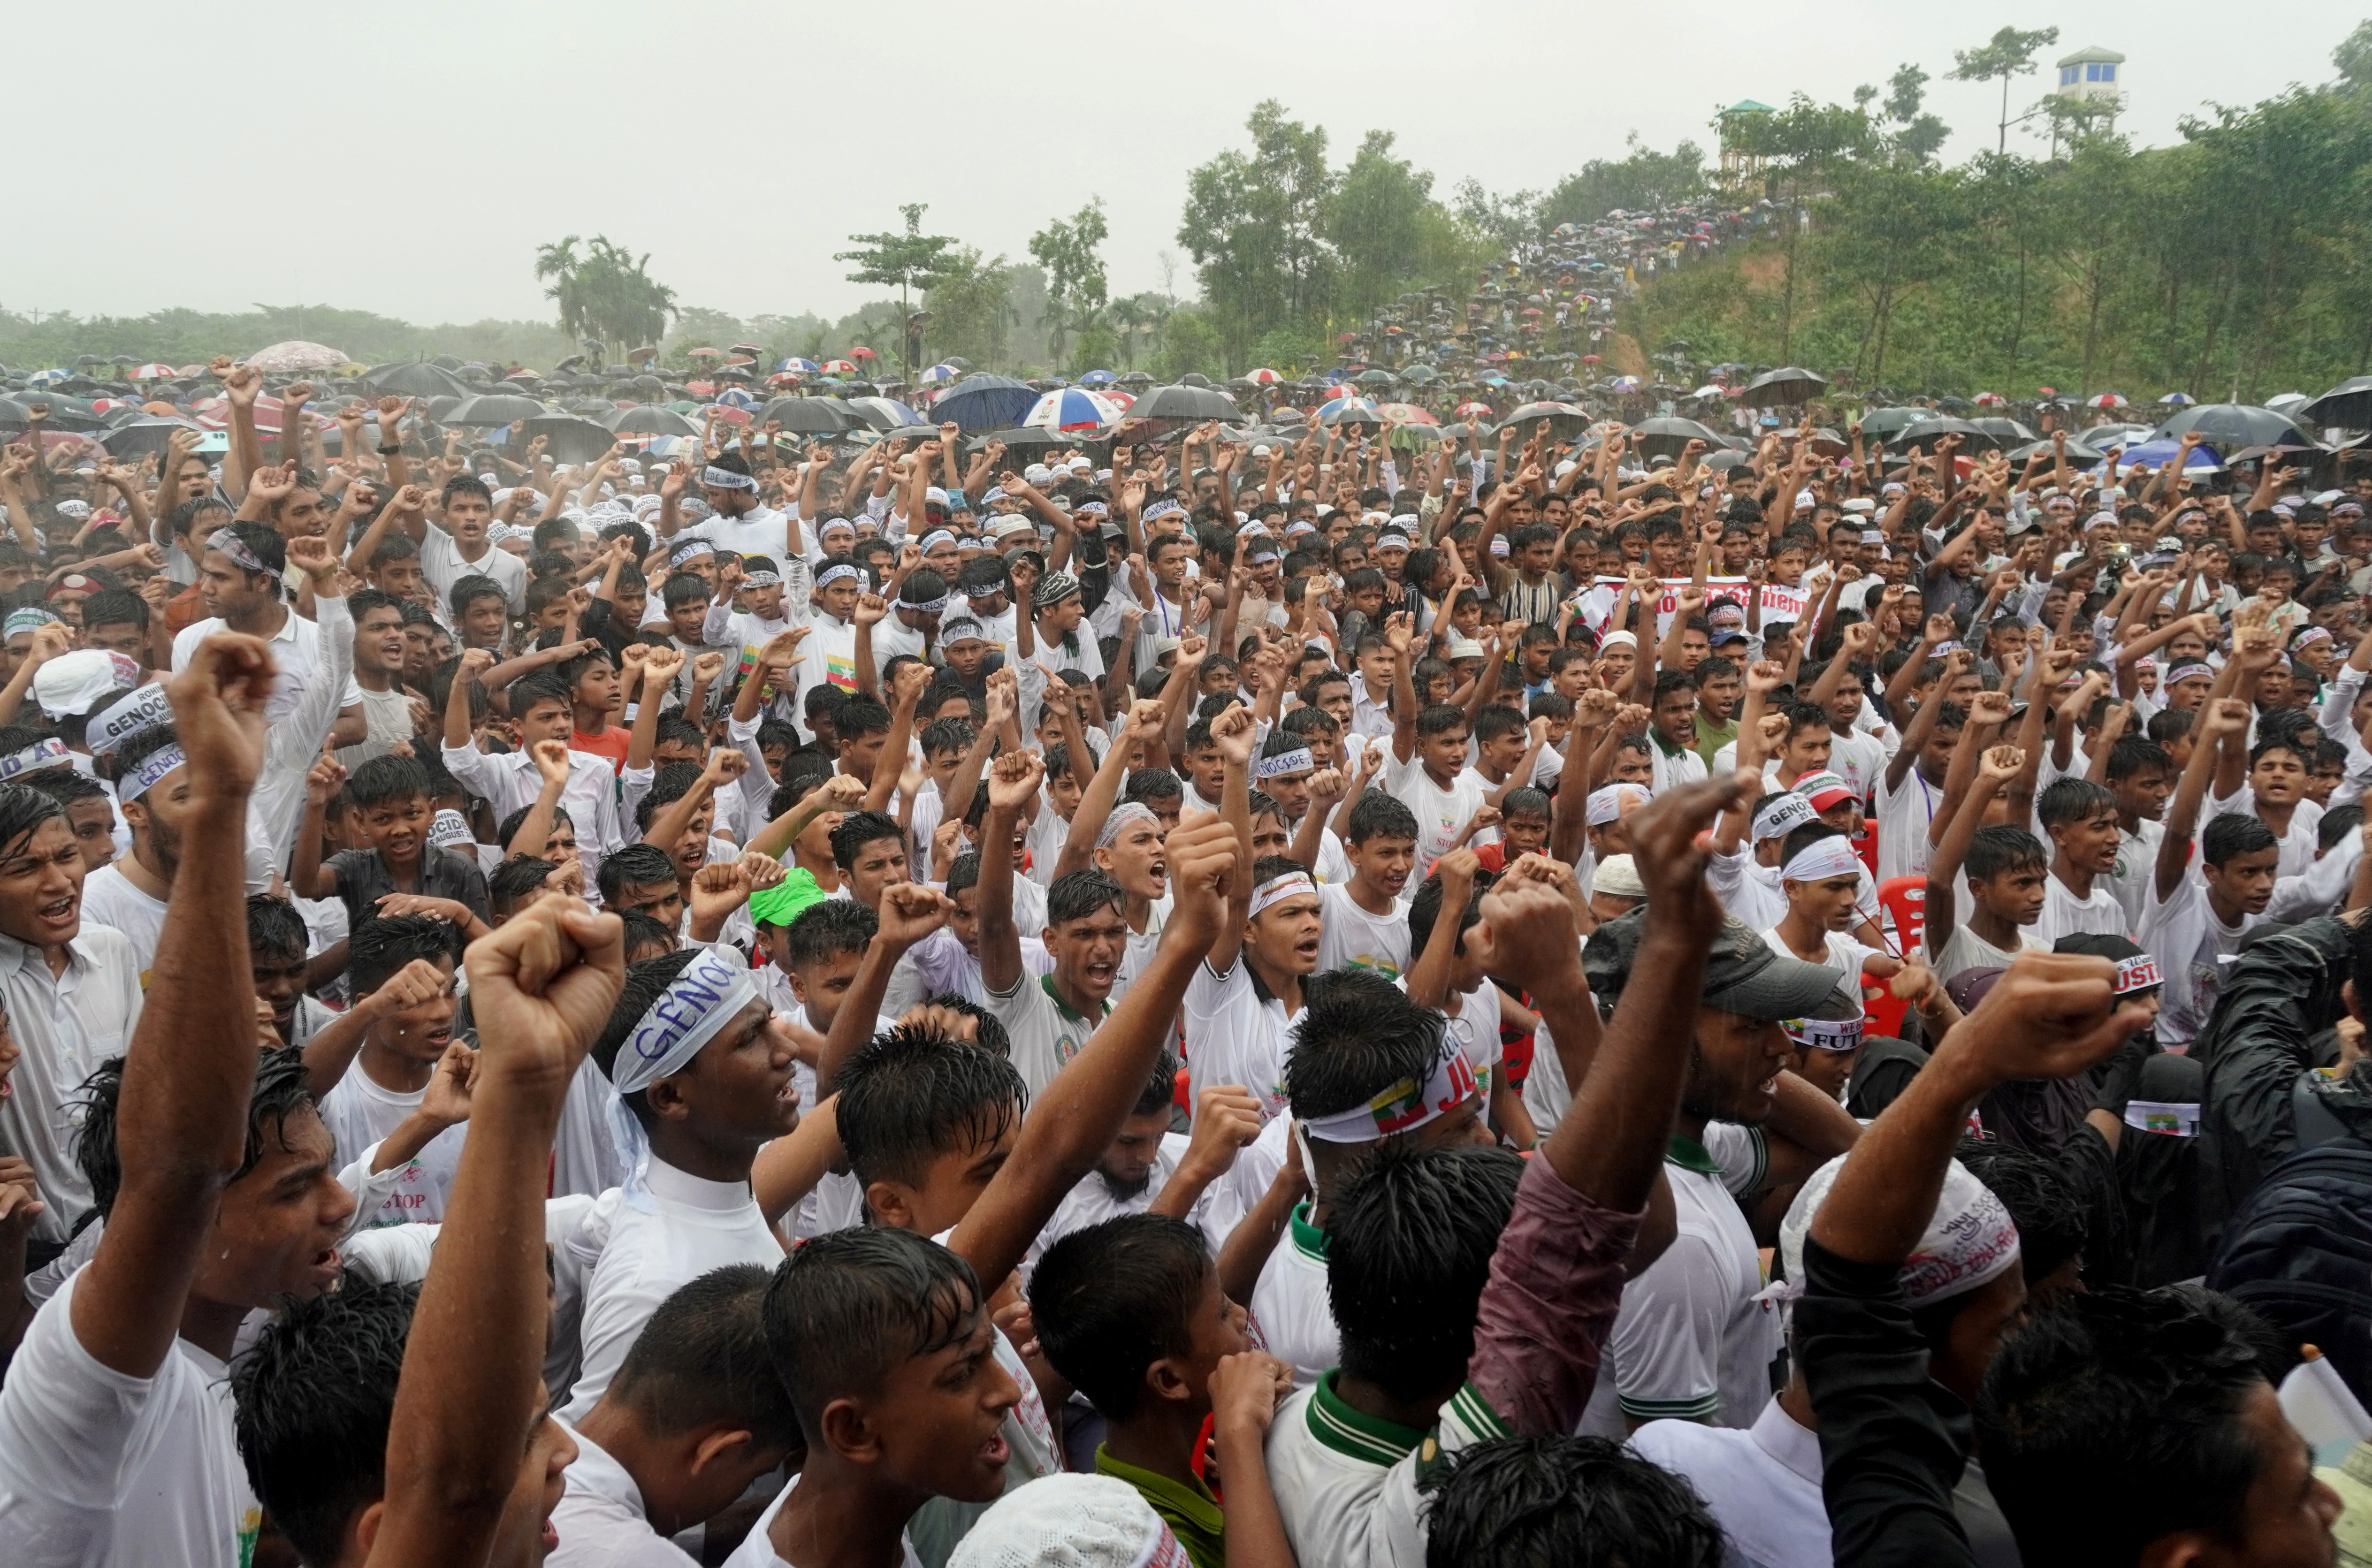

[1863,876,1928,1040]
[1852,819,1878,879]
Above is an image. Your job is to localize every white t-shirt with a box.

[1928,920,2045,989]
[723,1472,919,1568]
[985,972,1104,1101]
[1183,958,1293,1121]
[0,1271,262,1568]
[681,504,791,560]
[1827,727,1888,804]
[1758,926,1882,990]
[77,866,167,984]
[2214,785,2323,881]
[1380,751,1487,880]
[1411,978,1504,1101]
[561,1159,786,1423]
[1249,1200,1338,1388]
[1581,1122,1778,1433]
[1316,883,1411,979]
[2034,871,2129,945]
[419,524,529,613]
[318,1064,465,1226]
[1629,1398,1831,1568]
[2101,816,2166,935]
[1875,764,1943,886]
[2139,870,2257,1046]
[547,1422,699,1568]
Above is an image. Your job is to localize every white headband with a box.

[2123,1099,2199,1137]
[702,465,756,492]
[1782,836,1864,884]
[1302,1040,1479,1144]
[1785,1013,1864,1052]
[206,526,269,575]
[427,808,474,852]
[740,570,783,589]
[1753,792,1817,843]
[119,743,186,803]
[1248,870,1318,918]
[1096,802,1158,849]
[1255,747,1314,780]
[2114,953,2163,994]
[610,946,760,1098]
[1586,784,1644,827]
[816,563,861,589]
[0,736,72,783]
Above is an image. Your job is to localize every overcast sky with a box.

[10,2,2360,331]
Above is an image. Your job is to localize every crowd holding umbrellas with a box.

[4,190,2365,484]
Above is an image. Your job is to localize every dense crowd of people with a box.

[0,316,2366,1568]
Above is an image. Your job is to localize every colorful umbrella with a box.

[776,358,820,374]
[1690,384,1730,399]
[2159,392,2197,406]
[1454,401,1495,419]
[848,346,877,360]
[716,387,760,410]
[687,347,723,359]
[1021,388,1123,433]
[1245,368,1283,386]
[766,373,803,388]
[2086,392,2128,409]
[27,369,69,384]
[1077,370,1118,388]
[821,359,859,376]
[1973,391,2007,407]
[920,363,961,385]
[1319,397,1382,428]
[1373,403,1439,425]
[1610,375,1643,394]
[127,364,177,381]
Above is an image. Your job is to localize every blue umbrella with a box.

[2106,438,2222,473]
[714,386,760,410]
[1077,369,1118,388]
[932,373,1037,433]
[920,363,961,385]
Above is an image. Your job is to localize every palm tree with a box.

[534,236,679,352]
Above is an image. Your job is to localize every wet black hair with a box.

[1407,863,1492,959]
[834,1023,1026,1190]
[782,898,877,965]
[1285,967,1448,1122]
[1030,1214,1211,1423]
[1346,790,1419,845]
[245,893,310,960]
[488,855,560,911]
[233,1278,419,1568]
[346,754,432,812]
[1046,868,1126,928]
[348,913,461,995]
[596,842,679,906]
[76,1045,315,1221]
[828,809,905,871]
[613,1263,804,1450]
[761,1227,984,1442]
[1329,1142,1524,1401]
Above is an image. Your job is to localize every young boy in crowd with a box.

[313,915,467,1226]
[294,753,491,936]
[1924,744,2050,988]
[1316,791,1419,978]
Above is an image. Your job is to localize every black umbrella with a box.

[1700,449,1753,472]
[426,395,465,422]
[1498,401,1592,437]
[1353,368,1397,389]
[2008,437,2103,464]
[1323,402,1384,430]
[365,361,474,400]
[518,415,618,464]
[1971,417,2038,444]
[1122,385,1244,422]
[1180,372,1214,389]
[1884,415,1990,450]
[606,406,700,438]
[99,416,207,457]
[446,392,549,428]
[1737,366,1827,408]
[933,374,1038,433]
[2301,376,2372,431]
[1628,415,1724,461]
[755,397,860,435]
[2151,403,2320,451]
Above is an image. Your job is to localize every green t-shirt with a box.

[1694,711,1739,768]
[1096,1445,1226,1568]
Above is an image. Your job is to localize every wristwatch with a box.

[378,444,404,456]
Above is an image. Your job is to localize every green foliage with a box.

[0,303,574,371]
[1947,24,2060,153]
[1626,58,2372,401]
[837,205,960,311]
[533,235,678,350]
[1536,135,1705,232]
[1028,198,1111,372]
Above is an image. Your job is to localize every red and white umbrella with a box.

[1245,367,1283,385]
[1373,403,1439,425]
[1454,401,1495,418]
[848,346,877,361]
[1973,391,2007,407]
[2085,392,2128,409]
[821,359,859,376]
[128,364,177,381]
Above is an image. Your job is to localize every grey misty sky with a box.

[6,1,2357,328]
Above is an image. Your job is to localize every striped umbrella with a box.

[1076,370,1118,388]
[1610,375,1643,393]
[1318,396,1381,428]
[1973,391,2007,407]
[1021,388,1123,432]
[1454,401,1495,419]
[128,364,177,381]
[27,369,69,384]
[2086,392,2128,409]
[1245,367,1283,386]
[715,387,760,410]
[848,396,930,431]
[2159,392,2198,406]
[1373,403,1439,425]
[775,358,820,374]
[821,359,859,376]
[921,363,962,385]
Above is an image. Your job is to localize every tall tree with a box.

[533,236,679,351]
[837,204,960,376]
[1536,135,1704,233]
[1949,25,2060,154]
[924,247,1021,372]
[1721,96,1878,359]
[1028,198,1111,371]
[1178,101,1338,371]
